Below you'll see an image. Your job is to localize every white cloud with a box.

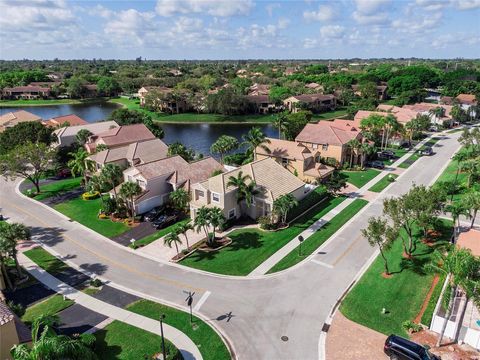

[352,0,390,24]
[320,25,345,38]
[303,5,335,22]
[277,17,290,29]
[88,4,113,18]
[104,9,157,46]
[392,12,442,34]
[265,3,280,17]
[155,0,253,17]
[352,12,389,24]
[354,0,390,14]
[415,0,448,11]
[453,0,480,9]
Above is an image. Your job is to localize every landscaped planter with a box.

[82,191,100,200]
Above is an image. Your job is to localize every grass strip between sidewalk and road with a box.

[398,137,441,169]
[24,247,69,275]
[127,299,231,360]
[25,177,82,201]
[340,219,452,337]
[21,294,74,325]
[368,174,398,193]
[180,195,346,275]
[267,199,369,273]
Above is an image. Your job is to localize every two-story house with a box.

[190,158,308,221]
[137,86,187,113]
[295,119,362,166]
[84,124,156,153]
[283,94,336,113]
[255,138,334,182]
[53,121,119,147]
[0,110,42,132]
[246,95,282,114]
[116,156,223,214]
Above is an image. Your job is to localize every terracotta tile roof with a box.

[295,120,361,146]
[456,229,480,256]
[288,93,335,103]
[304,162,335,178]
[200,158,304,201]
[374,105,419,124]
[54,120,118,138]
[456,94,477,105]
[305,82,322,89]
[44,114,88,127]
[91,124,156,147]
[125,138,169,164]
[256,138,313,161]
[440,96,454,105]
[403,103,452,118]
[248,83,270,96]
[0,110,42,130]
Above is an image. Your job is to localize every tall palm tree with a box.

[176,221,194,250]
[164,231,182,255]
[11,314,96,360]
[209,207,226,242]
[119,181,142,221]
[273,194,298,224]
[210,135,239,164]
[67,149,94,188]
[100,163,123,197]
[464,190,480,229]
[0,222,30,279]
[347,139,361,168]
[425,247,480,347]
[0,236,13,289]
[242,127,271,161]
[272,112,289,139]
[169,188,190,213]
[227,171,260,215]
[460,158,479,188]
[194,206,212,244]
[360,142,376,168]
[446,202,466,238]
[429,106,446,122]
[383,114,399,149]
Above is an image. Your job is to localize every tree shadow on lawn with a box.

[94,329,123,360]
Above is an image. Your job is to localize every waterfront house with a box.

[44,114,88,127]
[84,123,156,153]
[116,156,223,214]
[255,138,334,182]
[295,119,362,166]
[2,85,50,100]
[190,157,308,221]
[246,95,282,114]
[283,94,336,113]
[53,121,119,147]
[0,110,42,132]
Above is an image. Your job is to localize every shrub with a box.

[7,301,25,317]
[102,197,117,215]
[98,213,109,219]
[82,191,100,200]
[78,333,96,348]
[258,216,275,230]
[387,175,396,183]
[402,320,423,333]
[90,278,102,287]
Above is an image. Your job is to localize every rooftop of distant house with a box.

[296,118,361,146]
[44,114,88,127]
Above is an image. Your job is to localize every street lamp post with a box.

[298,235,304,256]
[185,291,195,324]
[160,314,166,360]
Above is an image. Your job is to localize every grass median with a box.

[25,177,82,201]
[21,294,74,325]
[368,174,398,193]
[340,219,452,337]
[127,299,231,360]
[267,199,369,273]
[180,196,346,275]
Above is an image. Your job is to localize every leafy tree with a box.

[210,135,239,164]
[0,222,30,282]
[305,64,328,75]
[194,206,212,244]
[11,314,97,360]
[167,142,196,162]
[0,121,56,154]
[283,111,312,141]
[100,163,123,196]
[242,127,271,160]
[0,142,56,193]
[209,207,226,241]
[169,188,190,212]
[67,149,95,187]
[67,77,87,99]
[75,129,93,145]
[231,77,252,95]
[176,221,194,250]
[97,76,121,96]
[164,231,182,256]
[269,86,292,104]
[273,194,298,225]
[272,112,289,139]
[206,87,249,115]
[322,170,347,195]
[119,181,142,221]
[107,108,164,138]
[361,217,398,275]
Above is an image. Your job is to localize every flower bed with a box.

[82,191,100,200]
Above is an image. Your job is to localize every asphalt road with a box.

[0,131,463,359]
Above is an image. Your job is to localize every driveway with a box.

[1,131,464,360]
[110,221,157,245]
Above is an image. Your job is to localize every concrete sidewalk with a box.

[19,253,203,360]
[248,136,432,276]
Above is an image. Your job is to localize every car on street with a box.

[378,150,396,159]
[384,335,440,360]
[420,147,434,156]
[152,213,178,229]
[143,206,165,222]
[368,160,385,169]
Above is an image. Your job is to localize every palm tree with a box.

[210,135,239,164]
[227,171,251,213]
[0,222,30,279]
[273,194,298,225]
[119,181,142,221]
[75,129,93,145]
[67,149,94,188]
[242,127,271,161]
[272,112,289,139]
[460,158,479,188]
[169,188,190,213]
[425,247,480,347]
[360,142,376,168]
[164,231,182,256]
[347,139,361,168]
[209,207,226,242]
[11,314,96,360]
[0,236,13,289]
[458,128,473,149]
[429,106,446,123]
[176,221,194,250]
[464,190,480,228]
[383,114,399,149]
[194,206,212,244]
[100,163,123,197]
[446,202,466,238]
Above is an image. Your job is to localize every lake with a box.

[0,102,276,156]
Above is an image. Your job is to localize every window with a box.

[322,144,328,151]
[281,158,289,167]
[228,208,236,219]
[312,144,318,149]
[212,192,220,203]
[137,180,146,188]
[196,190,204,199]
[265,203,271,214]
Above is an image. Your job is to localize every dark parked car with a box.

[368,160,385,169]
[420,147,434,156]
[152,214,178,229]
[378,150,395,159]
[56,168,71,178]
[384,335,440,360]
[143,206,165,222]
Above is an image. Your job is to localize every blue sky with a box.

[1,0,479,60]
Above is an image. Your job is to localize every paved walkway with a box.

[326,312,387,360]
[18,253,203,360]
[248,137,432,276]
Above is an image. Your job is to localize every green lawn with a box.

[95,320,181,360]
[368,174,398,193]
[434,150,469,203]
[180,196,346,275]
[340,219,452,337]
[26,177,82,201]
[21,294,74,324]
[54,196,130,238]
[24,247,69,275]
[0,99,84,106]
[267,199,369,273]
[312,107,348,121]
[341,169,381,188]
[127,299,230,360]
[133,218,191,248]
[421,272,446,327]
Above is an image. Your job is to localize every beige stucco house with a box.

[0,110,42,132]
[255,138,334,182]
[137,86,187,113]
[0,293,31,359]
[53,121,119,147]
[295,119,363,166]
[283,94,336,113]
[190,158,308,221]
[84,124,156,153]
